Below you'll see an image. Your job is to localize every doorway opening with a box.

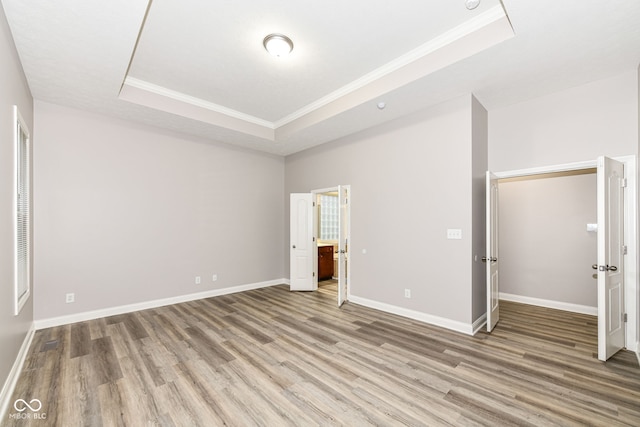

[486,156,637,361]
[312,186,350,307]
[498,169,598,314]
[289,186,351,307]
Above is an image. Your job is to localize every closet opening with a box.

[486,155,637,361]
[498,169,598,316]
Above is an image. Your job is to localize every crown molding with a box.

[122,77,275,129]
[273,5,509,127]
[121,5,511,144]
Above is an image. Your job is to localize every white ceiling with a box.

[3,0,640,155]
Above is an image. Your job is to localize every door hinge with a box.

[313,236,315,242]
[623,313,627,323]
[313,272,315,277]
[623,245,628,255]
[622,178,628,188]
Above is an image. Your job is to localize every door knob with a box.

[594,264,619,271]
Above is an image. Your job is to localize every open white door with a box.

[486,172,500,332]
[337,185,349,307]
[290,193,316,291]
[597,156,625,361]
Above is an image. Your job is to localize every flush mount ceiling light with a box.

[465,0,481,10]
[263,33,294,57]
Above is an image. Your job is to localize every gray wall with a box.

[0,2,34,403]
[490,69,639,347]
[33,101,285,320]
[489,71,638,171]
[498,173,597,307]
[285,95,482,325]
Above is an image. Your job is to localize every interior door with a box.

[290,193,316,291]
[337,185,349,307]
[597,156,625,361]
[486,172,500,332]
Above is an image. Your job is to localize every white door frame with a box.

[492,155,637,353]
[486,172,500,332]
[312,186,352,305]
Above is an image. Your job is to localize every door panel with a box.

[486,172,499,332]
[597,156,625,360]
[338,185,349,307]
[290,193,315,291]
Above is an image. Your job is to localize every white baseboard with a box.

[636,342,640,366]
[499,292,597,316]
[472,313,487,335]
[348,295,475,335]
[0,323,35,422]
[34,279,286,330]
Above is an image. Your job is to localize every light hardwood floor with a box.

[5,281,640,426]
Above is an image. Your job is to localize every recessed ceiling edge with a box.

[119,4,513,152]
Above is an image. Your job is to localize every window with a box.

[319,194,338,240]
[14,106,31,315]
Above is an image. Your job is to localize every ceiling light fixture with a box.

[263,33,294,57]
[465,0,480,10]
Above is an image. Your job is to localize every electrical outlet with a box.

[212,274,218,282]
[195,276,201,285]
[404,289,411,298]
[65,293,75,303]
[447,229,462,239]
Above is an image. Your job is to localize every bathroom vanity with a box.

[318,245,334,280]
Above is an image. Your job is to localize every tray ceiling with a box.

[3,0,640,155]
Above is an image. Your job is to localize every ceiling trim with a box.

[121,77,275,129]
[273,4,509,128]
[120,4,510,139]
[119,79,276,141]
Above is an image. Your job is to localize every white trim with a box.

[349,295,475,336]
[274,5,507,127]
[13,105,31,316]
[0,323,35,422]
[472,314,487,335]
[310,186,339,195]
[310,185,352,307]
[124,7,508,132]
[620,155,638,353]
[34,279,285,330]
[123,77,275,129]
[636,343,639,366]
[494,160,597,179]
[500,292,597,316]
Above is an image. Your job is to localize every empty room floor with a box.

[6,284,640,426]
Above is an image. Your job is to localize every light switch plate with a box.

[447,229,462,239]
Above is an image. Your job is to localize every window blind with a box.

[14,107,30,314]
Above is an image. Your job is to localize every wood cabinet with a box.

[318,245,334,280]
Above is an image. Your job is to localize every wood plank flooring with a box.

[5,281,640,426]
